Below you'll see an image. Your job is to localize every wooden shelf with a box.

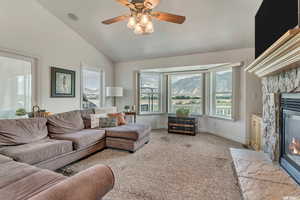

[168,123,194,128]
[168,130,194,134]
[245,28,300,77]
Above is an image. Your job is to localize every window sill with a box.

[138,112,167,116]
[206,115,236,121]
[167,113,204,117]
[137,113,236,121]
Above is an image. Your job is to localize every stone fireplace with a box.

[262,68,300,161]
[235,28,300,200]
[245,28,300,163]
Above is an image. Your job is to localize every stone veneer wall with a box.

[262,67,300,161]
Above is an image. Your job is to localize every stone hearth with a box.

[262,67,300,161]
[231,148,300,200]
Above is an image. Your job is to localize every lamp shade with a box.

[106,87,123,97]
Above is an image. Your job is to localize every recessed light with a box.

[68,13,79,21]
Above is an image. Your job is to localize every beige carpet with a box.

[57,130,244,200]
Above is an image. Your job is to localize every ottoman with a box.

[105,124,151,153]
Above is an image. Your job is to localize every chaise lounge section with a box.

[106,123,151,153]
[81,107,152,153]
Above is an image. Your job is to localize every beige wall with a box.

[0,0,114,113]
[114,48,262,144]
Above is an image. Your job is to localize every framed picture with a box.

[51,67,76,98]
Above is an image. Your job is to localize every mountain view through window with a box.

[213,70,233,118]
[82,69,101,109]
[169,74,203,115]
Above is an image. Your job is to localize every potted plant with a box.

[176,108,190,118]
[15,108,27,117]
[124,105,131,112]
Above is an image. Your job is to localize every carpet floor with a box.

[57,130,244,200]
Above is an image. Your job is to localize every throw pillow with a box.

[99,117,118,128]
[89,114,100,129]
[107,113,127,126]
[85,114,109,129]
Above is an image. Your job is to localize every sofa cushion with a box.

[47,110,85,134]
[0,139,73,165]
[0,161,40,188]
[80,109,96,129]
[0,154,12,164]
[0,118,48,147]
[80,109,95,119]
[0,169,66,200]
[106,124,151,141]
[50,129,106,150]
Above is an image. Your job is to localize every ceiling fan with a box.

[102,0,186,35]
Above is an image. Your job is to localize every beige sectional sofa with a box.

[0,107,151,200]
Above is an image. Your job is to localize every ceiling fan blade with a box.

[144,0,160,9]
[102,14,130,25]
[115,0,137,11]
[152,12,186,24]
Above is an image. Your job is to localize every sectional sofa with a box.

[0,107,151,200]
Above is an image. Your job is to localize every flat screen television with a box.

[255,0,299,58]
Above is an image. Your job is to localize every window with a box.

[0,53,35,119]
[209,69,233,119]
[136,64,240,119]
[138,73,162,114]
[168,73,203,115]
[81,67,103,109]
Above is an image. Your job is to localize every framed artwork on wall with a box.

[51,67,76,98]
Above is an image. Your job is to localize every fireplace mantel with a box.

[245,28,300,77]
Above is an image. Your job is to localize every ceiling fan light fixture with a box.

[145,21,154,33]
[127,16,137,29]
[140,14,150,26]
[102,0,185,35]
[134,23,144,35]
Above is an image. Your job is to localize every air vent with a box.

[68,13,79,21]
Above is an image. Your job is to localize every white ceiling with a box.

[37,0,263,63]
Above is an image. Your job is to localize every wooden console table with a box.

[124,112,137,123]
[168,116,198,136]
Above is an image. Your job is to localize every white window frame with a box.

[207,67,240,120]
[80,66,105,109]
[137,72,164,115]
[0,50,37,116]
[135,63,241,119]
[166,72,205,116]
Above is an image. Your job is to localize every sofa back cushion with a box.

[80,109,95,119]
[0,118,48,146]
[47,110,84,134]
[80,109,97,129]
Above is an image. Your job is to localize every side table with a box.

[124,112,137,123]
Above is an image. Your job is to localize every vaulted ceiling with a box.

[37,0,262,62]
